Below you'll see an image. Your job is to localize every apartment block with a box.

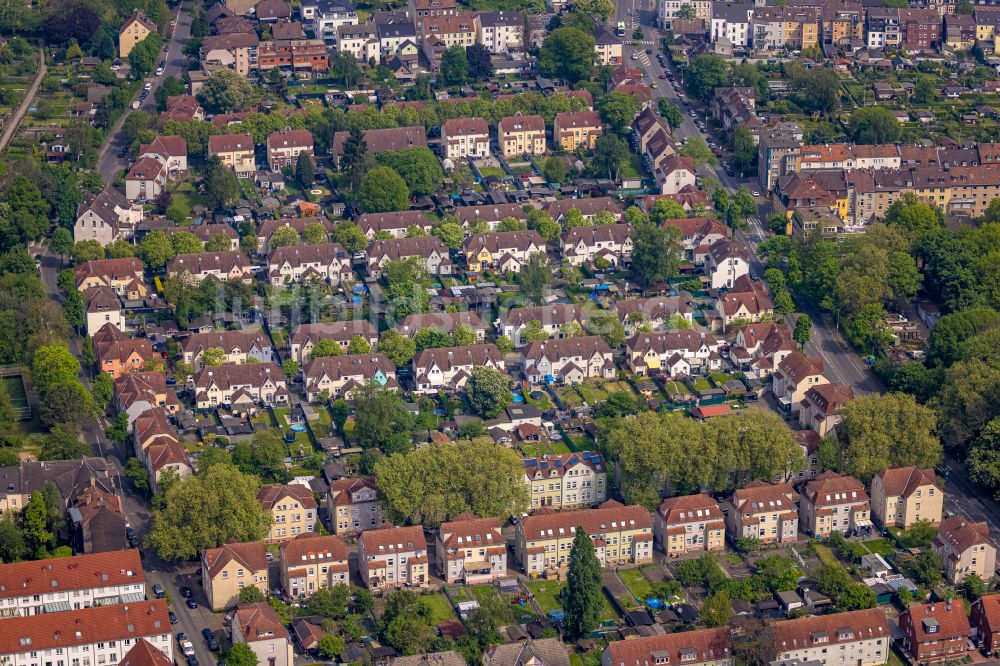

[799,472,871,538]
[727,481,799,545]
[202,541,269,611]
[358,525,429,591]
[765,609,891,666]
[279,534,349,599]
[603,628,734,666]
[654,494,725,556]
[523,451,607,510]
[258,484,318,542]
[870,467,941,530]
[327,477,382,535]
[899,601,970,665]
[436,515,507,584]
[515,501,653,575]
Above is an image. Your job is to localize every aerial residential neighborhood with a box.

[2,0,1000,665]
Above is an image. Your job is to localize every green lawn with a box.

[865,539,896,556]
[519,442,549,458]
[619,568,655,601]
[813,543,841,568]
[549,440,572,454]
[709,372,734,385]
[421,592,456,625]
[576,382,609,405]
[472,585,524,624]
[691,377,711,391]
[663,381,687,397]
[557,387,582,408]
[478,166,506,178]
[526,580,617,621]
[568,650,603,666]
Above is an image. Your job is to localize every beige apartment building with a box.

[799,472,872,538]
[208,133,257,178]
[933,516,997,584]
[498,114,546,158]
[654,494,725,556]
[258,484,318,542]
[727,480,799,545]
[202,541,269,611]
[358,525,429,591]
[515,500,653,576]
[327,477,382,535]
[279,534,349,599]
[436,515,507,584]
[523,451,607,510]
[870,467,942,529]
[231,603,294,666]
[764,609,891,666]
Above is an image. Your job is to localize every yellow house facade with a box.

[870,467,942,529]
[201,541,269,611]
[119,10,156,58]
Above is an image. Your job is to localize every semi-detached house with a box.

[626,330,722,377]
[289,321,379,364]
[498,114,545,158]
[614,296,692,336]
[201,541,269,611]
[167,250,252,284]
[462,230,545,274]
[367,236,452,278]
[279,534,349,599]
[327,477,382,535]
[496,303,586,346]
[521,336,615,386]
[356,211,434,238]
[208,133,256,177]
[560,224,633,267]
[192,362,289,409]
[516,500,653,575]
[258,484,317,542]
[799,471,871,538]
[74,186,143,246]
[412,344,504,394]
[181,329,272,370]
[266,129,313,172]
[267,242,353,286]
[303,353,398,401]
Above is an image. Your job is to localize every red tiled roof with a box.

[0,602,169,653]
[520,501,651,541]
[257,484,317,511]
[0,549,142,600]
[606,628,732,666]
[360,525,426,555]
[280,534,348,564]
[875,466,935,498]
[901,600,970,643]
[770,608,889,652]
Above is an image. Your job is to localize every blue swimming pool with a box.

[290,423,306,432]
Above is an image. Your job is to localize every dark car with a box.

[201,629,213,640]
[176,633,187,643]
[126,527,136,540]
[169,611,178,625]
[165,376,177,385]
[118,145,129,158]
[180,587,192,598]
[153,584,165,599]
[187,655,200,666]
[186,597,198,609]
[206,638,219,652]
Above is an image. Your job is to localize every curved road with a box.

[0,46,47,153]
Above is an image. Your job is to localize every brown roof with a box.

[0,550,142,600]
[485,638,570,666]
[605,628,733,666]
[524,451,604,478]
[356,210,433,234]
[121,9,157,34]
[732,481,797,515]
[202,32,260,51]
[332,126,427,157]
[498,114,545,134]
[875,466,936,498]
[280,534,348,564]
[626,329,721,355]
[502,303,583,328]
[290,321,378,347]
[181,329,270,356]
[522,336,613,364]
[802,383,854,415]
[203,541,269,578]
[258,217,333,242]
[394,652,467,666]
[120,638,173,666]
[397,311,485,336]
[438,515,503,548]
[803,471,868,507]
[194,362,286,392]
[454,203,529,225]
[545,197,622,221]
[303,353,396,383]
[554,110,602,130]
[935,516,991,553]
[414,344,503,372]
[368,236,449,262]
[0,602,169,653]
[257,483,317,511]
[424,12,476,34]
[769,608,889,652]
[360,525,427,555]
[146,439,192,472]
[167,250,250,275]
[657,494,724,525]
[901,600,970,643]
[463,230,545,255]
[777,351,825,384]
[267,128,313,151]
[208,132,255,154]
[126,156,166,181]
[520,501,651,541]
[561,224,633,249]
[614,296,689,321]
[74,257,144,287]
[269,242,349,267]
[443,117,489,137]
[718,291,773,317]
[234,603,289,641]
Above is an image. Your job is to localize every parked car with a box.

[152,584,165,599]
[179,587,192,598]
[169,611,178,625]
[186,597,198,609]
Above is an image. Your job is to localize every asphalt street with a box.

[97,3,192,180]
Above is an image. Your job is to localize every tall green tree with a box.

[197,69,255,113]
[632,223,681,285]
[685,55,727,101]
[467,366,511,418]
[539,27,595,83]
[517,253,550,306]
[204,156,241,210]
[440,45,469,85]
[358,166,410,213]
[563,528,603,638]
